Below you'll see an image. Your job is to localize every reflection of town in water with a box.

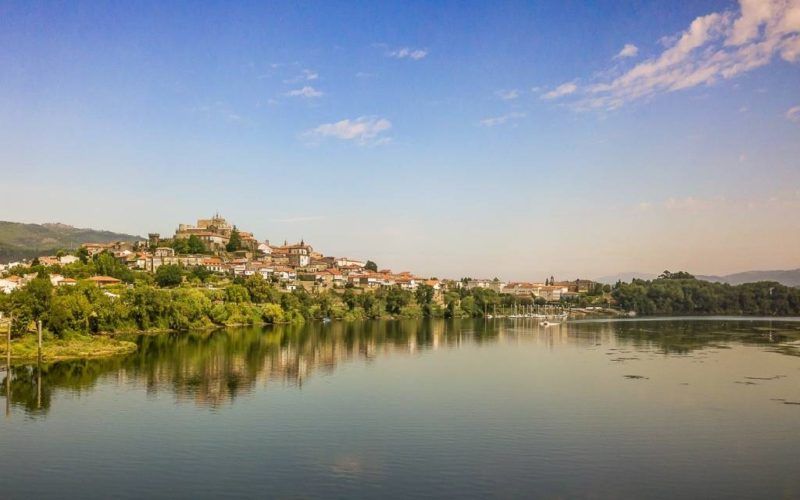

[3,318,799,416]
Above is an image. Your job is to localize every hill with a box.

[594,272,658,284]
[0,221,142,262]
[597,269,800,287]
[697,269,800,287]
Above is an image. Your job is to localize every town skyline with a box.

[2,213,798,285]
[2,0,799,279]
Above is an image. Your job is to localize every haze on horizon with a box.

[1,0,799,281]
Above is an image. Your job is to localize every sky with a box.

[1,0,799,281]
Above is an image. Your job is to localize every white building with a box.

[59,255,80,265]
[0,276,21,294]
[336,257,366,268]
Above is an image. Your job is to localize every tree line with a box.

[611,271,800,316]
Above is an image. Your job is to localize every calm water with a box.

[2,318,800,499]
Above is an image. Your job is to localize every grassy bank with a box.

[0,334,137,364]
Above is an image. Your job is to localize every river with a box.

[2,317,800,498]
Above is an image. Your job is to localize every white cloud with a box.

[479,112,526,127]
[495,89,521,100]
[285,86,323,98]
[547,0,800,109]
[307,116,392,144]
[542,81,578,100]
[388,47,428,60]
[283,69,319,83]
[787,105,800,122]
[615,43,639,58]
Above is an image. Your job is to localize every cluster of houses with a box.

[0,265,123,294]
[0,214,596,301]
[459,278,595,302]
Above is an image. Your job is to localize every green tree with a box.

[225,284,251,303]
[244,275,278,303]
[93,252,134,283]
[171,238,189,254]
[75,247,89,264]
[414,284,435,315]
[365,260,378,272]
[189,266,212,283]
[187,234,207,254]
[385,287,410,315]
[226,227,243,252]
[155,264,183,288]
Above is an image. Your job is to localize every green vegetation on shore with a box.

[3,259,800,364]
[611,271,800,316]
[0,333,136,363]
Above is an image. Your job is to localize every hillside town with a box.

[0,213,596,302]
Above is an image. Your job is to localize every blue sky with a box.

[1,0,799,280]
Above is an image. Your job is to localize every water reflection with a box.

[3,318,799,416]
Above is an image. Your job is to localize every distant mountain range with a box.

[597,269,800,287]
[0,221,142,263]
[697,269,800,287]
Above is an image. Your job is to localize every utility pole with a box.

[37,319,43,359]
[5,313,11,418]
[6,313,11,372]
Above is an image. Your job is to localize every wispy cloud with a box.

[787,105,800,122]
[541,81,578,100]
[615,43,639,59]
[479,112,526,127]
[495,89,521,100]
[388,47,428,60]
[284,69,318,83]
[543,0,800,109]
[306,116,392,145]
[286,86,323,98]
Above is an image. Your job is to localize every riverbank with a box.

[0,334,137,364]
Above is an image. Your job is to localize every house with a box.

[463,278,506,292]
[257,241,272,255]
[255,266,273,280]
[554,279,596,293]
[535,285,569,302]
[273,267,296,281]
[59,278,77,287]
[503,282,540,297]
[0,276,21,294]
[38,256,61,267]
[425,279,442,290]
[59,255,79,265]
[201,257,225,273]
[276,240,313,268]
[86,276,122,287]
[83,243,112,257]
[326,269,347,287]
[335,257,365,269]
[154,247,175,258]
